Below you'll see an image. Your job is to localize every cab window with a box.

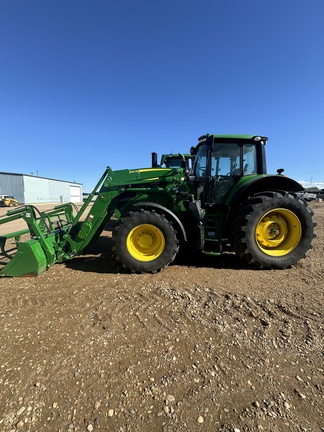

[211,143,241,178]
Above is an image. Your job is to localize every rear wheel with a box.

[112,209,179,273]
[232,192,316,269]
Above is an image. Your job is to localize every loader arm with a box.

[0,165,182,276]
[0,168,116,277]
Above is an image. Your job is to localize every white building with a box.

[0,172,83,204]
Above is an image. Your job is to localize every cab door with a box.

[206,142,258,205]
[207,143,241,204]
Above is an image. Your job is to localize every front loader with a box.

[0,134,316,277]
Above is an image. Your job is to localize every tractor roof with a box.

[192,134,268,155]
[213,134,265,140]
[198,134,268,141]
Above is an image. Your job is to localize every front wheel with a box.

[112,209,179,273]
[232,192,316,269]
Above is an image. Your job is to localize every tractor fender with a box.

[222,175,304,238]
[133,202,187,242]
[227,175,304,208]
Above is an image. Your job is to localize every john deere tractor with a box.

[0,134,316,277]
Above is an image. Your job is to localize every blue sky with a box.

[1,0,323,191]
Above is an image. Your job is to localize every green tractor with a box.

[153,152,193,172]
[0,134,316,277]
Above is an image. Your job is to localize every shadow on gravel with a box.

[65,236,249,274]
[65,236,121,274]
[172,247,245,270]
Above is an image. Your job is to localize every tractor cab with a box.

[161,153,193,172]
[152,152,193,174]
[190,134,268,205]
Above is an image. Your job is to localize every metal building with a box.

[0,172,83,204]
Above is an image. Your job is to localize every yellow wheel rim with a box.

[127,224,165,261]
[255,208,302,256]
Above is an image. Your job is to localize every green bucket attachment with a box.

[0,239,47,277]
[0,203,77,277]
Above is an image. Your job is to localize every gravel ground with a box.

[0,202,323,432]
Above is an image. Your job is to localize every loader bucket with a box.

[0,239,47,277]
[0,203,77,277]
[0,169,112,277]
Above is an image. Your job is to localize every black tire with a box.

[112,209,179,273]
[232,192,316,269]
